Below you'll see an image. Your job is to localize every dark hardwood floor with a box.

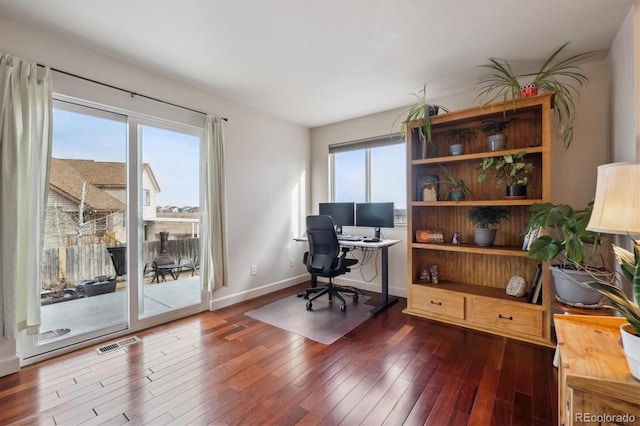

[0,283,557,425]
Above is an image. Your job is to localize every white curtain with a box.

[202,114,228,292]
[0,53,52,338]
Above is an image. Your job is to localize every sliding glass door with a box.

[19,98,206,361]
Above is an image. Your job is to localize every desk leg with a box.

[369,246,398,315]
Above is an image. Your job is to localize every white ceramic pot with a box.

[550,265,611,305]
[620,324,640,381]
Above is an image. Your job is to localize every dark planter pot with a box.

[506,185,527,199]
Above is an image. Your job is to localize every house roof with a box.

[50,158,125,212]
[49,158,161,212]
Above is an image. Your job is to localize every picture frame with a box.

[416,174,439,201]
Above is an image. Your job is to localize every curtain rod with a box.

[38,64,228,121]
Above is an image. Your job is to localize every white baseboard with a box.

[209,274,406,312]
[209,275,309,310]
[0,354,20,378]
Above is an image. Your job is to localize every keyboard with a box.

[337,235,363,242]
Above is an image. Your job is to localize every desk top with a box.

[294,237,401,249]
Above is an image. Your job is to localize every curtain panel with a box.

[202,114,228,292]
[0,53,52,338]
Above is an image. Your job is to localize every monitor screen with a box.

[318,202,355,234]
[356,202,395,229]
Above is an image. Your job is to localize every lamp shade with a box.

[586,162,640,236]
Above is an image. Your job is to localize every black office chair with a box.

[301,215,359,312]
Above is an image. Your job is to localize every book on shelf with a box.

[522,226,541,251]
[527,263,543,304]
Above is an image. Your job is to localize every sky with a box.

[52,108,200,207]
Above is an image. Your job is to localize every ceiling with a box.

[0,0,634,128]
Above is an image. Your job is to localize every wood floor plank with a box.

[0,283,557,425]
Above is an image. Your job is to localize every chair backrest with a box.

[107,246,127,276]
[305,215,340,276]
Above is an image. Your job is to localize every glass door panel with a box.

[22,100,129,358]
[138,124,202,319]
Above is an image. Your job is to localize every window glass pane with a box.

[140,125,201,318]
[333,150,365,202]
[371,144,406,222]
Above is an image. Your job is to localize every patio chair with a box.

[177,255,199,277]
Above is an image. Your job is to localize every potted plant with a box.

[582,238,640,379]
[467,206,508,247]
[396,84,449,159]
[476,42,593,148]
[522,202,612,305]
[482,118,516,151]
[477,152,533,198]
[447,128,477,156]
[438,164,472,201]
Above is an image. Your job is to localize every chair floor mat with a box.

[245,293,373,344]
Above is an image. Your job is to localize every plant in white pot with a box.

[583,239,640,380]
[522,202,612,305]
[467,206,508,247]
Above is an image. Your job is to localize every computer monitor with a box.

[318,202,355,235]
[356,202,395,240]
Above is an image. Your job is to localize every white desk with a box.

[294,237,401,315]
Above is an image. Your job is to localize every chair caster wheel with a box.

[340,304,347,312]
[303,292,309,299]
[353,294,359,303]
[306,302,313,311]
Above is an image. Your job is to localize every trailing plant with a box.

[476,42,593,147]
[477,152,533,186]
[467,206,508,229]
[583,238,640,334]
[522,202,605,271]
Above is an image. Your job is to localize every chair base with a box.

[302,278,360,312]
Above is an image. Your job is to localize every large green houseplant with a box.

[522,202,611,304]
[476,42,593,148]
[396,84,449,158]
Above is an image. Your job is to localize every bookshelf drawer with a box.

[470,298,543,337]
[409,285,465,319]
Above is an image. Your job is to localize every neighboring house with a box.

[44,158,161,249]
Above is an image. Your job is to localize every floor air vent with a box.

[96,336,141,354]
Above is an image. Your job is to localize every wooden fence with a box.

[42,238,199,287]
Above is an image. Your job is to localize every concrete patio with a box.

[37,276,202,344]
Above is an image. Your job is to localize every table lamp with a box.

[586,162,640,238]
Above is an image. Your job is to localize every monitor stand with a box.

[335,225,343,235]
[374,227,381,240]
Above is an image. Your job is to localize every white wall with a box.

[0,16,310,375]
[310,59,613,299]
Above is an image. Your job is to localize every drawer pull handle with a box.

[498,314,513,320]
[430,300,442,306]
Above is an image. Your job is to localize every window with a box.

[330,135,406,224]
[143,189,151,206]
